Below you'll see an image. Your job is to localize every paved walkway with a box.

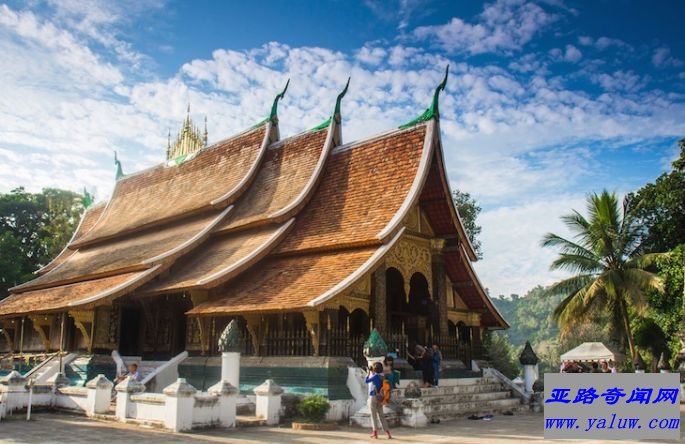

[0,410,683,443]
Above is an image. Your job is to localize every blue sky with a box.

[0,0,683,298]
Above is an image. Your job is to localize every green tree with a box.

[484,332,519,379]
[452,190,483,258]
[541,190,666,359]
[0,188,84,298]
[627,139,685,253]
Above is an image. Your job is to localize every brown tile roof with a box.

[36,203,106,276]
[275,125,427,254]
[76,125,268,244]
[14,211,225,292]
[188,247,378,316]
[218,129,327,231]
[142,220,294,294]
[0,271,147,317]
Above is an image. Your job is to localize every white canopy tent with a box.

[561,342,617,363]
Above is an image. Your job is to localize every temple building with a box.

[0,71,507,392]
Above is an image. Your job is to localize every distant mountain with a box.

[493,285,563,348]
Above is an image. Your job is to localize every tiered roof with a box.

[0,75,506,328]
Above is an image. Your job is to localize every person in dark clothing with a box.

[420,346,434,387]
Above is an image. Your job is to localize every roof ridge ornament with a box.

[311,76,351,131]
[270,79,289,123]
[252,79,290,129]
[399,65,449,129]
[114,151,124,180]
[82,187,94,209]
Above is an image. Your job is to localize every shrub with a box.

[296,394,330,423]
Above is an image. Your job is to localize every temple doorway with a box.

[386,268,436,347]
[119,306,141,356]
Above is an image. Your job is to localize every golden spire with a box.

[167,104,207,161]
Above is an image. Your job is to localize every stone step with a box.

[395,382,508,397]
[411,390,513,404]
[236,415,267,427]
[425,403,530,422]
[408,397,524,417]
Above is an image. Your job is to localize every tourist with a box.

[608,360,618,373]
[365,362,391,439]
[590,362,601,373]
[600,360,610,373]
[431,343,442,386]
[117,363,142,383]
[383,356,400,388]
[420,345,435,387]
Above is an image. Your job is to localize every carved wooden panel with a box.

[93,305,119,349]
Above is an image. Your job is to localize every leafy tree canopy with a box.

[452,190,483,258]
[628,137,685,253]
[0,188,84,298]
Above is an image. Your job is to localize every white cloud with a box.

[356,46,386,65]
[474,195,586,297]
[590,70,644,92]
[652,46,684,68]
[564,44,582,62]
[413,0,558,55]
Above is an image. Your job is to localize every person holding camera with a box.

[365,361,392,439]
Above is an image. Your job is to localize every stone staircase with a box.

[352,376,528,427]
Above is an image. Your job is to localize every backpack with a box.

[382,378,392,405]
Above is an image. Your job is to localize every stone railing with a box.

[0,370,245,432]
[483,367,531,403]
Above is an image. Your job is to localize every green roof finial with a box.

[114,151,124,180]
[269,79,290,123]
[334,76,351,120]
[82,187,93,209]
[311,77,351,131]
[399,65,449,129]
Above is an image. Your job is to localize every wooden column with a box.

[0,320,16,352]
[242,314,263,356]
[372,264,387,335]
[303,310,321,356]
[189,291,211,356]
[431,239,449,338]
[28,315,54,352]
[68,310,95,353]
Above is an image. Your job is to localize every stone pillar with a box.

[163,378,197,432]
[431,239,448,338]
[400,381,428,428]
[519,341,539,394]
[46,372,70,389]
[254,379,283,425]
[208,380,239,428]
[221,352,240,388]
[373,264,387,335]
[1,371,27,413]
[114,376,145,422]
[86,374,113,416]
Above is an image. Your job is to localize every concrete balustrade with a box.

[254,379,284,425]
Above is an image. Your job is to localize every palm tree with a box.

[542,190,665,359]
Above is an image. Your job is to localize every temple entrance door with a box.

[407,273,433,346]
[120,307,141,356]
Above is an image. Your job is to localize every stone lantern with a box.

[363,328,388,369]
[218,319,242,389]
[519,341,538,394]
